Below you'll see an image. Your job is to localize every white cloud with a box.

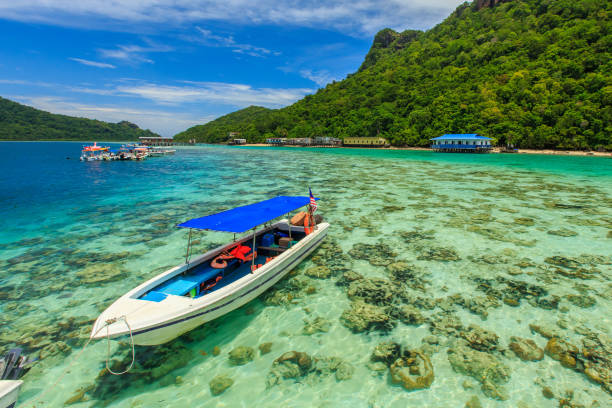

[3,78,314,134]
[192,27,280,57]
[0,1,466,35]
[299,69,339,86]
[116,81,313,107]
[9,95,213,136]
[69,57,116,68]
[98,42,173,64]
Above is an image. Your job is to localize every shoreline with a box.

[239,144,611,157]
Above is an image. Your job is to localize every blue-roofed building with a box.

[430,134,493,153]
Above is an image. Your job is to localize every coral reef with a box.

[447,343,511,400]
[509,337,544,361]
[348,242,397,266]
[347,278,395,305]
[390,350,434,390]
[266,351,313,387]
[340,301,396,333]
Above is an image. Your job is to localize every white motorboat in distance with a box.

[91,195,328,346]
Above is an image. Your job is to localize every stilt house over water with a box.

[430,134,493,153]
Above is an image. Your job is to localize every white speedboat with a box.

[148,148,176,156]
[0,380,22,408]
[91,195,327,346]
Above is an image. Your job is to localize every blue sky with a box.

[0,1,463,136]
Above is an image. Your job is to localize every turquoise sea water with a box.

[1,142,611,407]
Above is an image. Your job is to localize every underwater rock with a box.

[367,361,388,375]
[515,258,536,269]
[75,263,126,285]
[336,270,363,287]
[386,261,417,281]
[310,239,352,274]
[459,325,499,352]
[547,229,578,237]
[398,229,435,242]
[348,242,397,266]
[503,297,520,307]
[209,374,234,396]
[545,338,580,370]
[397,305,426,326]
[455,295,501,320]
[39,341,71,359]
[529,294,560,310]
[371,342,401,366]
[417,246,460,262]
[259,342,273,355]
[506,266,523,276]
[529,323,561,339]
[429,314,463,337]
[266,351,313,387]
[262,275,313,305]
[576,254,611,266]
[553,266,598,280]
[390,350,434,391]
[465,395,482,408]
[314,357,354,381]
[509,337,544,361]
[340,301,395,333]
[305,265,332,279]
[545,256,581,269]
[402,295,436,310]
[92,342,192,402]
[302,316,331,335]
[447,344,510,401]
[566,294,596,308]
[542,386,554,399]
[334,361,354,381]
[64,385,94,405]
[228,346,255,365]
[514,217,535,226]
[347,278,395,305]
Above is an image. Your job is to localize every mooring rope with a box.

[28,315,135,407]
[105,316,135,375]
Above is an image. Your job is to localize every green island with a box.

[0,96,160,141]
[174,0,611,151]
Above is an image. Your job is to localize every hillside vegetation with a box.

[175,0,612,150]
[0,97,160,141]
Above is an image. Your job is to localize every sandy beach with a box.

[240,143,611,157]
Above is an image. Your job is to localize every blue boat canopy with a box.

[430,134,491,140]
[177,196,318,233]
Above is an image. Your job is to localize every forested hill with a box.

[174,0,612,150]
[0,97,160,141]
[174,106,272,144]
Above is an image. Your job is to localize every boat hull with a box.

[92,221,328,345]
[0,381,22,408]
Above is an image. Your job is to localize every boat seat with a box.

[258,246,287,253]
[158,278,199,296]
[141,291,168,302]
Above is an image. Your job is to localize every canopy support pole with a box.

[251,227,257,273]
[185,229,193,266]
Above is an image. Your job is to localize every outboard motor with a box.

[1,348,35,380]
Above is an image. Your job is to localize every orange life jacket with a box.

[303,213,312,235]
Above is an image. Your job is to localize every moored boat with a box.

[0,380,22,408]
[91,195,327,345]
[79,142,109,161]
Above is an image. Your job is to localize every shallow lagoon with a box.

[0,142,611,407]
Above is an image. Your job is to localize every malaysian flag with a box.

[309,187,317,213]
